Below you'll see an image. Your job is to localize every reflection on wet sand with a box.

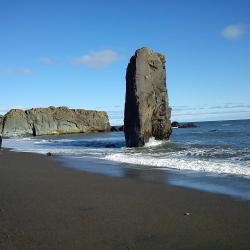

[59,156,250,201]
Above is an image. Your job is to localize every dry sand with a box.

[0,150,249,249]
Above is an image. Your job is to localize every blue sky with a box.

[0,0,249,124]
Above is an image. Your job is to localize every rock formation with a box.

[124,48,171,147]
[110,125,124,132]
[171,121,197,128]
[2,107,110,137]
[0,115,3,134]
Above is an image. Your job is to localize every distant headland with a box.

[0,106,110,137]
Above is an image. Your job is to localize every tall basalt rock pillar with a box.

[124,48,172,147]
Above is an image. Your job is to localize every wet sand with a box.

[0,150,249,250]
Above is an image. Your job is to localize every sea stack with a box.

[124,48,172,147]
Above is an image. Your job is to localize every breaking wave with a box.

[104,152,250,177]
[3,119,250,179]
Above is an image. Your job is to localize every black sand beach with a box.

[0,150,249,250]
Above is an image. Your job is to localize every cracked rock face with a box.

[124,48,172,147]
[2,107,110,137]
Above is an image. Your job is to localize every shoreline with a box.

[0,149,250,249]
[60,154,250,201]
[3,145,250,201]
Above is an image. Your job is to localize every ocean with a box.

[3,119,250,200]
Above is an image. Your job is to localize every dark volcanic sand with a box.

[0,150,249,250]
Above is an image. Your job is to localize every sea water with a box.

[3,119,250,200]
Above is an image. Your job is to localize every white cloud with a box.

[72,50,121,68]
[18,67,33,74]
[39,57,55,65]
[106,103,250,124]
[0,67,33,75]
[0,68,13,74]
[171,102,250,121]
[222,24,247,40]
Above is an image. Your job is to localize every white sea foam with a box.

[34,139,49,144]
[7,146,112,157]
[4,137,118,157]
[18,137,33,141]
[104,153,250,177]
[144,137,165,147]
[4,131,250,178]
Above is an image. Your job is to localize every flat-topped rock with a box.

[124,48,172,147]
[2,107,110,137]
